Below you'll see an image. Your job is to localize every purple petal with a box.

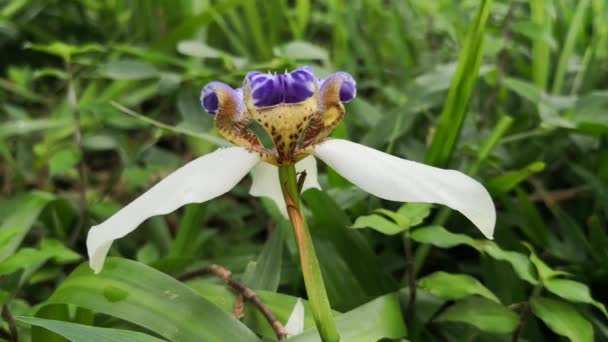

[246,66,315,107]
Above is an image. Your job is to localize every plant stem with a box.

[278,165,339,342]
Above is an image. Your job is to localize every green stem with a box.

[278,165,339,342]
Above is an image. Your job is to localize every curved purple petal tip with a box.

[200,81,243,115]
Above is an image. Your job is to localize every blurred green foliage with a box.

[1,0,607,341]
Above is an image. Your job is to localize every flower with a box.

[87,66,495,273]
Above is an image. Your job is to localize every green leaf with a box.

[531,297,594,342]
[525,244,569,281]
[410,225,476,248]
[242,227,284,291]
[0,192,55,261]
[395,203,432,227]
[418,272,500,303]
[544,279,608,318]
[25,42,103,63]
[425,0,493,167]
[436,297,518,334]
[46,258,260,342]
[351,214,403,235]
[97,60,159,80]
[486,162,546,194]
[17,316,167,342]
[478,241,539,285]
[303,189,397,310]
[188,281,317,340]
[177,41,223,58]
[0,239,80,276]
[49,148,80,177]
[288,293,407,342]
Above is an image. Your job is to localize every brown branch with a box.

[177,265,287,341]
[2,304,18,342]
[527,186,588,204]
[67,73,88,248]
[512,286,541,342]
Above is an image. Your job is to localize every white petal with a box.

[284,298,305,337]
[249,156,321,216]
[87,147,261,273]
[313,139,495,238]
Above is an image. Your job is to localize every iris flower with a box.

[86,66,495,273]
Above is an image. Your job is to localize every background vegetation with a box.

[1,0,607,341]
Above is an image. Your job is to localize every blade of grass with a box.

[531,0,553,90]
[551,0,591,94]
[110,101,229,146]
[425,0,494,167]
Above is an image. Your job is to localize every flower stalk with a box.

[278,165,339,342]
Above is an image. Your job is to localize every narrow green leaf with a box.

[531,297,594,342]
[552,0,591,94]
[17,316,167,342]
[419,272,500,303]
[425,0,493,167]
[46,258,260,342]
[168,204,206,258]
[242,227,284,291]
[436,297,518,334]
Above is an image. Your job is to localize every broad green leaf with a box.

[418,272,499,303]
[531,297,593,342]
[17,316,166,342]
[544,279,608,318]
[351,214,403,235]
[242,227,284,291]
[0,239,80,276]
[395,203,432,227]
[46,258,260,342]
[425,0,493,166]
[410,225,476,248]
[97,60,159,80]
[436,297,518,334]
[477,241,539,285]
[0,192,55,261]
[289,293,407,342]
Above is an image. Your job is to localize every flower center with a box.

[201,67,356,166]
